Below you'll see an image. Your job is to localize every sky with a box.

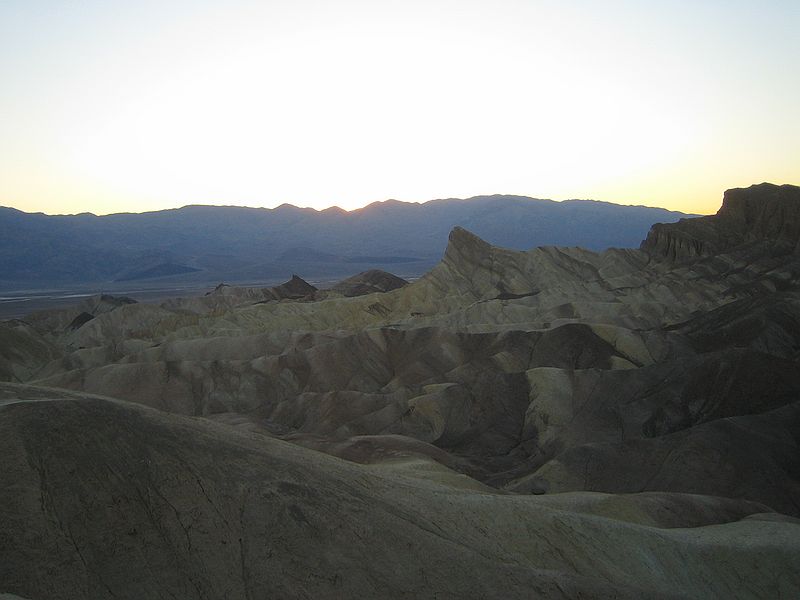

[1,0,798,216]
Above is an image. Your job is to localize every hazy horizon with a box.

[2,190,707,218]
[2,1,798,216]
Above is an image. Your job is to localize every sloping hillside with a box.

[0,195,690,286]
[1,183,799,599]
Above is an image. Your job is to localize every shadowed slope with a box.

[1,384,798,600]
[3,184,799,518]
[2,184,800,598]
[0,196,692,286]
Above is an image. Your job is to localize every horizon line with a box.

[1,191,714,218]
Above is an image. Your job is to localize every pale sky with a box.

[1,0,798,215]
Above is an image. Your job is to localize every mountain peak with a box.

[641,182,800,262]
[448,226,491,248]
[717,183,800,237]
[444,226,492,261]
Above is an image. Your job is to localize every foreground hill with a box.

[1,383,797,600]
[1,182,799,598]
[0,195,690,286]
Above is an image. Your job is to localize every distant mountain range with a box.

[0,195,694,288]
[0,183,798,599]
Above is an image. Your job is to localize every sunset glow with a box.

[1,0,798,215]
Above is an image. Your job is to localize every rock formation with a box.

[641,182,800,261]
[328,269,409,297]
[1,183,799,598]
[0,195,692,286]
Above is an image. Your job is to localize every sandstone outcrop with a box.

[2,184,800,598]
[1,384,798,600]
[641,182,800,262]
[328,269,409,297]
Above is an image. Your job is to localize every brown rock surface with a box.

[1,384,798,600]
[329,269,409,297]
[3,183,800,598]
[641,182,800,261]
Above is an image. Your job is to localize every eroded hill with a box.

[1,183,799,599]
[0,195,691,287]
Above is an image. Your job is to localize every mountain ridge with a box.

[2,183,800,598]
[0,194,694,288]
[2,193,700,218]
[642,182,800,261]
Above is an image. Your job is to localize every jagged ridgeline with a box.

[1,183,800,599]
[0,194,692,287]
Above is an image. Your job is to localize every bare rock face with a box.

[641,182,800,262]
[206,274,317,301]
[161,274,319,315]
[66,311,95,331]
[90,294,139,312]
[0,321,58,382]
[1,384,798,600]
[443,226,494,269]
[266,273,319,299]
[718,182,800,245]
[330,269,409,297]
[3,183,800,599]
[22,294,138,335]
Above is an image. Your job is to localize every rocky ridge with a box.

[0,195,692,286]
[1,183,799,598]
[642,182,800,261]
[3,384,798,599]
